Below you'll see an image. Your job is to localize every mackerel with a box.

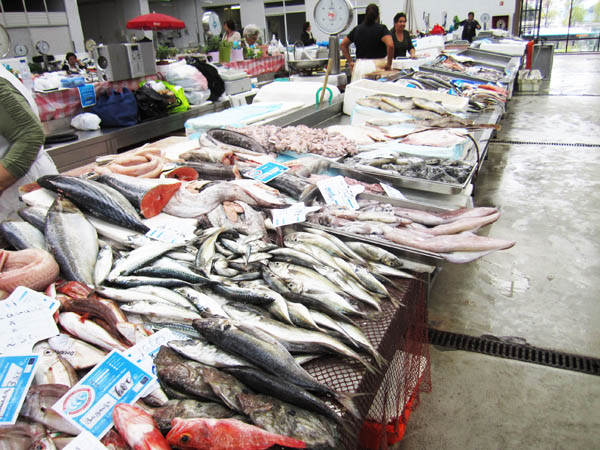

[45,197,98,285]
[108,241,183,280]
[17,205,48,231]
[0,220,46,250]
[133,257,211,284]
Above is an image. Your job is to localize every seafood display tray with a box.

[332,159,476,196]
[419,64,512,85]
[458,49,520,68]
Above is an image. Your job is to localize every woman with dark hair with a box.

[391,12,416,58]
[340,3,393,82]
[222,19,241,43]
[62,52,86,74]
[300,22,316,46]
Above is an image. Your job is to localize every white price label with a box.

[317,176,363,210]
[271,203,321,227]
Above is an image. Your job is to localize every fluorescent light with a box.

[231,5,241,9]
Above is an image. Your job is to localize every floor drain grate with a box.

[490,139,600,148]
[428,328,600,376]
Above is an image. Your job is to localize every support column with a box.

[64,0,85,52]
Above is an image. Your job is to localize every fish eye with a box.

[44,349,53,356]
[288,409,296,416]
[180,434,191,443]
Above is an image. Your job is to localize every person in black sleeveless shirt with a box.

[391,13,415,58]
[341,4,393,79]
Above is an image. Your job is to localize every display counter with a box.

[33,75,159,122]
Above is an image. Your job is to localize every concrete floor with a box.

[394,54,600,450]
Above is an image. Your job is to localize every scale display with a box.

[314,0,353,35]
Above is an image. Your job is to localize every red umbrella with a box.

[126,12,185,30]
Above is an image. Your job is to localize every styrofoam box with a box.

[391,56,436,70]
[479,42,528,57]
[343,79,469,115]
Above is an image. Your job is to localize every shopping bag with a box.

[90,88,138,127]
[160,80,190,113]
[135,83,171,122]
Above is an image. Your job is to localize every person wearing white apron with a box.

[341,3,394,83]
[0,64,58,221]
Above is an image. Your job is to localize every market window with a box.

[25,0,46,12]
[1,0,26,12]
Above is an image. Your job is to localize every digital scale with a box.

[288,0,354,87]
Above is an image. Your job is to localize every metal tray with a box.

[331,159,476,195]
[420,63,511,84]
[458,48,518,67]
[287,58,328,71]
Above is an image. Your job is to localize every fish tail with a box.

[273,434,307,449]
[334,391,363,420]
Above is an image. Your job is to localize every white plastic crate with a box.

[517,69,542,93]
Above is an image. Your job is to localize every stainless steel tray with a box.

[420,63,511,84]
[458,48,517,67]
[331,159,476,195]
[287,58,328,71]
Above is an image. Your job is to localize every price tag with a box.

[63,430,108,450]
[271,203,321,227]
[52,350,155,439]
[0,287,60,354]
[381,183,408,200]
[245,162,289,183]
[124,328,178,397]
[317,176,363,210]
[146,226,188,245]
[77,84,96,108]
[0,355,38,425]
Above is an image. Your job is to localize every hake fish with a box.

[38,175,149,233]
[44,197,98,285]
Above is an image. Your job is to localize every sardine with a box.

[0,219,46,250]
[223,303,376,372]
[93,244,113,286]
[108,241,183,280]
[45,197,98,285]
[38,175,149,233]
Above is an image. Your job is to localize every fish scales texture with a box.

[44,197,98,285]
[238,393,337,449]
[37,175,148,233]
[112,403,170,450]
[192,318,336,396]
[152,399,236,434]
[0,219,46,250]
[166,417,307,450]
[20,384,82,435]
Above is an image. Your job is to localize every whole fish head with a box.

[166,418,210,449]
[192,317,232,334]
[113,403,169,450]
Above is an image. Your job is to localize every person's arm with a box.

[475,21,481,30]
[409,48,416,59]
[340,36,354,73]
[382,34,394,70]
[0,80,44,191]
[406,31,417,59]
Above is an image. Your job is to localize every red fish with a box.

[112,403,170,450]
[166,417,307,450]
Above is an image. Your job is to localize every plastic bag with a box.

[164,60,208,91]
[70,112,101,130]
[160,80,190,114]
[184,89,210,105]
[33,72,62,91]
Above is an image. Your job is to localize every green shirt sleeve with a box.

[0,78,45,179]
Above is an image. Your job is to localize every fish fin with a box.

[333,391,365,420]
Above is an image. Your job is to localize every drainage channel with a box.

[428,328,600,376]
[490,139,600,148]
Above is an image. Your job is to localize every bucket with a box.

[219,46,232,63]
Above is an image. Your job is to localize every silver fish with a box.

[128,285,194,310]
[120,301,202,323]
[168,338,254,368]
[174,287,228,317]
[195,227,225,277]
[45,197,98,285]
[96,286,176,305]
[20,384,81,435]
[0,219,46,250]
[108,241,182,280]
[93,244,113,286]
[285,301,322,331]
